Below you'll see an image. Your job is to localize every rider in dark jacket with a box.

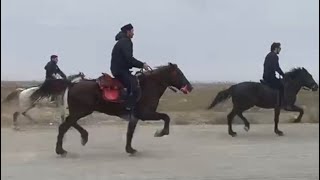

[263,42,286,107]
[45,55,67,80]
[110,24,151,111]
[44,55,67,103]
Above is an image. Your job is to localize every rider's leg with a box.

[114,73,133,110]
[274,78,287,108]
[128,75,139,110]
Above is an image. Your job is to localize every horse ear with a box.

[301,68,308,74]
[168,62,177,68]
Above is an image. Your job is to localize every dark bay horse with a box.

[208,67,318,137]
[53,63,193,156]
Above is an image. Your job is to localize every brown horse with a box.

[55,63,193,156]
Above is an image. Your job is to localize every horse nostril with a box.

[312,84,319,91]
[188,85,193,91]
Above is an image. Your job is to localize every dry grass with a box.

[1,81,319,126]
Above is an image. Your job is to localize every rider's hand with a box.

[143,63,152,71]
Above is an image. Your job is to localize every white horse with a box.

[5,72,85,130]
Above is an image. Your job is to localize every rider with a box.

[110,23,151,112]
[262,42,286,107]
[44,55,67,102]
[45,55,67,80]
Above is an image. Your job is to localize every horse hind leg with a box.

[13,106,36,130]
[13,112,20,130]
[56,115,74,156]
[237,112,250,132]
[22,105,36,124]
[55,110,92,156]
[227,109,237,137]
[22,112,35,124]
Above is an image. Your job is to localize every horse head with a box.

[68,72,86,83]
[145,62,193,94]
[285,67,318,91]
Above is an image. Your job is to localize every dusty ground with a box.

[1,82,319,179]
[1,124,319,180]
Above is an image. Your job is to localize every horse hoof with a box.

[56,148,68,156]
[293,119,301,123]
[244,126,250,132]
[154,129,169,137]
[60,152,68,157]
[81,137,88,146]
[12,126,20,131]
[229,132,237,137]
[154,130,162,137]
[275,131,284,136]
[126,147,137,154]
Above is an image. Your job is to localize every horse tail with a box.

[30,80,73,102]
[1,88,25,104]
[207,86,233,110]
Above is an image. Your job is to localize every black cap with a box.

[50,55,58,60]
[121,24,133,32]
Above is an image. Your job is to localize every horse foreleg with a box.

[138,112,170,137]
[284,105,304,123]
[72,122,89,146]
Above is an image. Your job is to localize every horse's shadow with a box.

[55,148,166,161]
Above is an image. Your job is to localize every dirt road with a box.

[1,124,319,180]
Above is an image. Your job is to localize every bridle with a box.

[136,68,178,93]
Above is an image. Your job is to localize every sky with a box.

[1,0,319,82]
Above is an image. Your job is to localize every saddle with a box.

[260,79,278,91]
[43,79,69,94]
[97,73,141,103]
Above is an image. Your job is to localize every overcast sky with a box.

[1,0,319,82]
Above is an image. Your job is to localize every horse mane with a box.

[153,65,171,72]
[68,72,85,83]
[143,64,173,77]
[67,73,81,80]
[285,67,304,79]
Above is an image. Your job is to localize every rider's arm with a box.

[121,40,144,69]
[274,56,285,76]
[57,67,67,79]
[271,55,284,76]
